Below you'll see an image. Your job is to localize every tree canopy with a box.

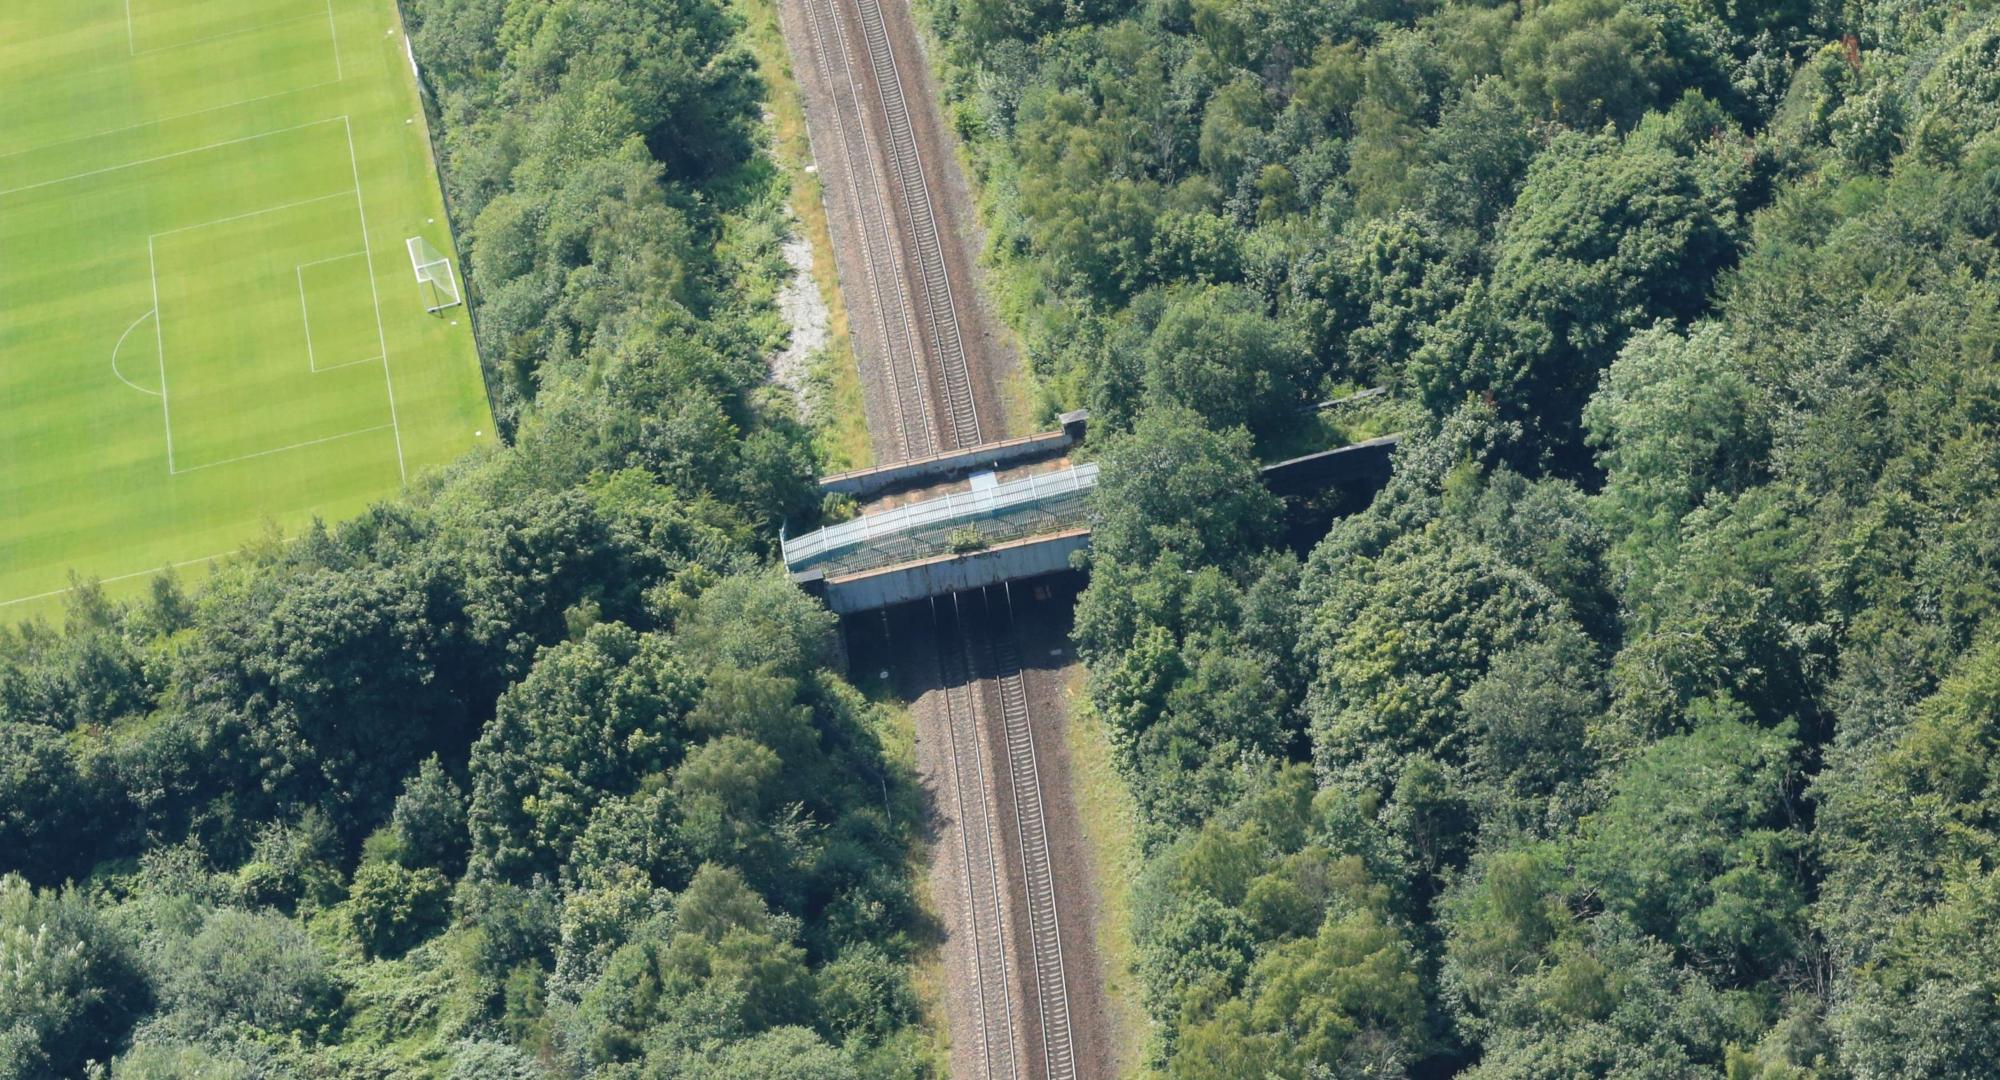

[8,0,2000,1075]
[930,0,2000,1072]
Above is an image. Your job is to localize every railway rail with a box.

[796,0,937,459]
[798,0,981,457]
[933,597,1021,1079]
[964,592,1077,1080]
[783,1,1079,1074]
[848,0,981,449]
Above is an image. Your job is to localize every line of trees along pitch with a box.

[924,0,2000,1076]
[0,1,938,1077]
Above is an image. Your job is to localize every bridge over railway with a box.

[774,0,1397,1068]
[786,414,1399,614]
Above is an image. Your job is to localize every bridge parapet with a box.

[819,410,1090,502]
[784,462,1098,575]
[796,529,1090,615]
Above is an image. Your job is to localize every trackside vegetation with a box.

[924,0,2000,1076]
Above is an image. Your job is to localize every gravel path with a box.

[769,224,830,421]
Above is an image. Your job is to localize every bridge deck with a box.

[786,462,1097,577]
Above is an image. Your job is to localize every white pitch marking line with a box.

[124,0,137,55]
[343,116,406,485]
[312,354,382,372]
[147,238,175,473]
[298,266,319,371]
[0,81,343,166]
[110,309,161,396]
[171,423,394,475]
[0,117,344,199]
[296,250,367,268]
[0,536,303,609]
[326,0,342,80]
[151,188,353,238]
[2,555,223,608]
[148,184,373,476]
[300,251,372,374]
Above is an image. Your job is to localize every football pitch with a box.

[0,0,491,620]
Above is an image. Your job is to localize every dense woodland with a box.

[4,0,2000,1077]
[926,0,2000,1076]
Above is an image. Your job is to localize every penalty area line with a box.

[128,11,326,58]
[327,0,342,81]
[169,424,395,476]
[0,536,303,610]
[343,116,406,485]
[151,188,355,239]
[0,117,346,200]
[0,80,344,166]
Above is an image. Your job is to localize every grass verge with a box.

[1060,668,1156,1077]
[734,0,873,472]
[904,0,1054,435]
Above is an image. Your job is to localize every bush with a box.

[233,810,343,911]
[0,874,148,1075]
[151,907,336,1035]
[111,1042,258,1079]
[447,1038,548,1080]
[347,862,452,960]
[389,755,469,878]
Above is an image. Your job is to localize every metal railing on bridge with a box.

[783,463,1099,573]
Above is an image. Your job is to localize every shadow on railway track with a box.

[846,571,1108,1080]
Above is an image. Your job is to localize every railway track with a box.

[933,597,1020,1079]
[785,2,1079,1074]
[847,0,982,449]
[796,0,936,459]
[964,591,1078,1080]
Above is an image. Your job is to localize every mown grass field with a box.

[0,0,490,620]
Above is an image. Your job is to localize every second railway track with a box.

[962,591,1077,1080]
[781,0,1083,1074]
[848,0,981,450]
[796,0,937,459]
[934,596,1020,1079]
[932,589,1078,1080]
[797,0,981,457]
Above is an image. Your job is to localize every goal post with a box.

[406,235,462,313]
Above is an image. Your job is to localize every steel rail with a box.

[968,593,1076,1080]
[934,598,1022,1079]
[847,0,981,448]
[798,0,936,458]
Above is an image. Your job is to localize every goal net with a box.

[406,236,462,313]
